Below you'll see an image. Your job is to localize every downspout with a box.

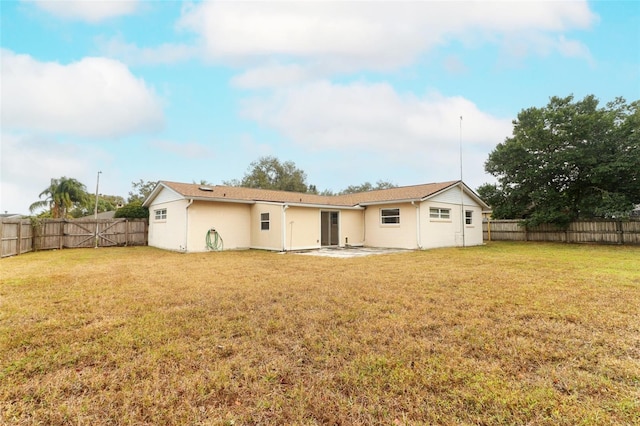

[185,199,193,252]
[282,204,289,252]
[412,201,422,249]
[362,207,366,246]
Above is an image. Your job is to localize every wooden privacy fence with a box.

[483,219,640,245]
[1,218,148,258]
[0,219,33,257]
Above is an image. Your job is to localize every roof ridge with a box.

[152,180,474,208]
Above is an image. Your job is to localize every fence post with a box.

[59,220,64,249]
[16,220,22,255]
[616,220,624,245]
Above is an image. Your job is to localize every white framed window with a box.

[154,208,167,220]
[260,212,270,231]
[381,208,400,224]
[465,210,473,225]
[429,207,450,220]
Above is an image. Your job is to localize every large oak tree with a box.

[480,95,639,227]
[225,156,312,193]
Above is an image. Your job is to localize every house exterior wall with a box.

[363,203,418,249]
[186,201,251,252]
[285,207,321,250]
[148,198,189,251]
[147,182,487,253]
[420,200,460,249]
[340,209,365,247]
[250,203,284,250]
[420,188,484,248]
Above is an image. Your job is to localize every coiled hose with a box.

[206,228,223,251]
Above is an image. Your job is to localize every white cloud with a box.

[1,49,164,138]
[25,0,139,22]
[0,133,109,215]
[239,81,513,187]
[179,0,597,76]
[96,35,199,66]
[555,35,594,63]
[231,62,316,89]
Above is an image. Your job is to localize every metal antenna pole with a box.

[94,171,102,248]
[460,116,465,248]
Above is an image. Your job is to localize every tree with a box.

[69,194,125,218]
[226,156,311,192]
[339,180,397,195]
[29,177,89,218]
[128,179,157,204]
[114,201,148,219]
[483,95,640,227]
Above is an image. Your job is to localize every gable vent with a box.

[199,186,214,192]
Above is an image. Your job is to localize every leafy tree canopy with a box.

[114,201,149,219]
[225,156,312,193]
[339,180,397,195]
[29,177,89,218]
[69,194,125,218]
[128,179,157,204]
[483,95,640,227]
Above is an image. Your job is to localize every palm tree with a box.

[29,177,89,218]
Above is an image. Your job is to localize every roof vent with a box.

[199,186,214,192]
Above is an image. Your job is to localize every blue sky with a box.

[1,0,639,215]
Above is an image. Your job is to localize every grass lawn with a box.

[1,242,639,425]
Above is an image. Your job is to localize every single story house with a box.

[143,180,489,252]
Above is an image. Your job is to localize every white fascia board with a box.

[422,182,490,209]
[292,202,364,210]
[142,182,180,207]
[358,198,421,207]
[191,197,256,205]
[255,200,363,210]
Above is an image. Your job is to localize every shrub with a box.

[114,202,148,219]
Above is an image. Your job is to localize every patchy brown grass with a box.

[1,242,639,425]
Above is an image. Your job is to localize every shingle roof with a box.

[156,180,462,207]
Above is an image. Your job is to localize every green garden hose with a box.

[206,228,223,251]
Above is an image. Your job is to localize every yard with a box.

[1,242,639,425]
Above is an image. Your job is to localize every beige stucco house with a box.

[142,180,489,253]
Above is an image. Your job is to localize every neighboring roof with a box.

[0,213,22,219]
[76,211,116,220]
[144,180,490,209]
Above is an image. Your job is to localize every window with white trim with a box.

[381,208,400,224]
[429,207,450,219]
[465,210,473,225]
[154,208,167,220]
[260,213,270,230]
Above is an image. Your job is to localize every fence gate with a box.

[64,221,97,248]
[1,218,147,257]
[64,220,132,248]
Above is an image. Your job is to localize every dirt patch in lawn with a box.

[292,246,412,258]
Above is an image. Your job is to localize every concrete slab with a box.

[292,247,412,258]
